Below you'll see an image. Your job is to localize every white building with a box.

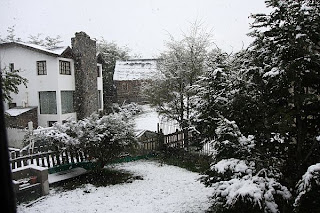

[0,37,104,128]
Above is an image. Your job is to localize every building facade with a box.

[0,32,103,127]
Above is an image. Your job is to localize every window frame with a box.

[98,90,102,109]
[61,90,74,114]
[97,66,101,77]
[37,61,47,75]
[48,121,57,127]
[39,91,57,114]
[59,60,71,75]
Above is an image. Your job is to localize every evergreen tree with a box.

[201,1,320,212]
[249,0,320,186]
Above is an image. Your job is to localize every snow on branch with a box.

[210,159,291,213]
[294,163,320,208]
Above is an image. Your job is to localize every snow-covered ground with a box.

[134,105,159,133]
[17,160,214,213]
[133,105,180,135]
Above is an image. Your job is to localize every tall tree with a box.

[201,1,320,212]
[28,34,63,48]
[96,39,130,110]
[249,0,320,184]
[144,23,212,131]
[0,26,21,43]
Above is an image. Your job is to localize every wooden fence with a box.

[10,130,212,170]
[140,130,213,155]
[10,147,88,170]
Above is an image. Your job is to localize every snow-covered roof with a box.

[0,41,70,57]
[16,42,69,55]
[113,59,159,81]
[5,107,35,117]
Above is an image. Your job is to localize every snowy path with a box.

[17,160,214,213]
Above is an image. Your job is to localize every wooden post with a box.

[183,129,189,150]
[158,129,164,151]
[70,151,75,164]
[64,151,70,164]
[10,152,16,169]
[51,153,56,167]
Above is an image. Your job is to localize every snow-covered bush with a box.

[77,112,136,168]
[294,163,320,212]
[27,112,136,168]
[202,118,291,213]
[110,103,142,118]
[204,158,291,213]
[212,118,255,162]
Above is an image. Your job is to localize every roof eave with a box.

[0,42,60,57]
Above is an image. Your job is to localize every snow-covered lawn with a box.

[134,105,159,133]
[133,104,180,135]
[17,160,214,213]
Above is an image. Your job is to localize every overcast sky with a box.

[0,0,269,58]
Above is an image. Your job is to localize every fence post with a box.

[158,129,164,151]
[183,128,189,150]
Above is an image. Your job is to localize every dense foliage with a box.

[1,67,28,102]
[29,108,136,169]
[196,1,320,212]
[143,1,320,212]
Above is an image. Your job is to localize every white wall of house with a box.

[97,63,104,110]
[6,128,28,148]
[0,46,77,127]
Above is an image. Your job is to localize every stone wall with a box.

[72,32,98,120]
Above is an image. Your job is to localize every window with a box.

[59,60,71,75]
[37,61,47,75]
[61,91,74,114]
[8,103,16,109]
[98,90,102,109]
[39,91,57,114]
[9,63,14,72]
[48,121,57,127]
[97,66,101,77]
[122,83,128,91]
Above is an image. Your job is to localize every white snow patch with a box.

[263,67,281,78]
[17,160,214,213]
[213,158,254,175]
[133,105,159,133]
[5,107,34,116]
[48,167,87,184]
[295,34,306,39]
[16,42,68,55]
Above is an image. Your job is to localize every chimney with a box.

[71,32,98,120]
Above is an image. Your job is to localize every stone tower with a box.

[72,32,98,120]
